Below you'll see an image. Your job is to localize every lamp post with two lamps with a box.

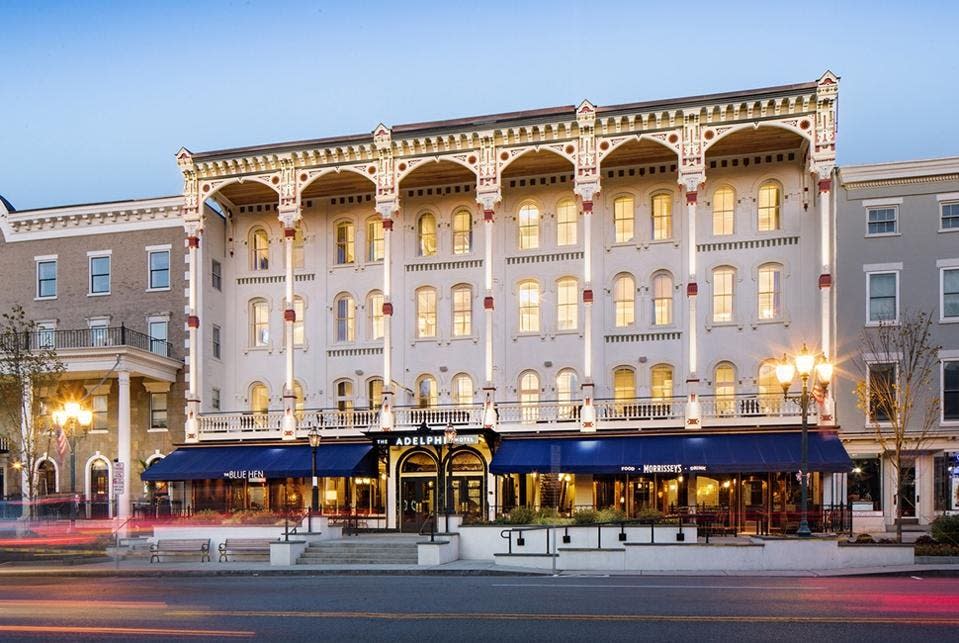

[52,401,94,494]
[308,426,321,533]
[775,343,833,538]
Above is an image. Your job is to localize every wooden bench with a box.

[218,538,274,562]
[150,538,211,563]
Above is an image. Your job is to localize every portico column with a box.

[483,207,494,388]
[581,197,595,407]
[382,215,394,399]
[817,173,835,426]
[280,210,298,440]
[117,370,131,521]
[184,225,202,443]
[683,178,703,429]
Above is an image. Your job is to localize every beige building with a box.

[0,196,186,519]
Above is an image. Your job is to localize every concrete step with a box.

[297,541,419,565]
[297,558,418,565]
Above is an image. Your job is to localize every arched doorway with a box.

[36,459,58,496]
[398,450,437,532]
[445,449,486,521]
[88,458,110,518]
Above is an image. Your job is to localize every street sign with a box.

[112,461,125,495]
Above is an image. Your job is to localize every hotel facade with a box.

[135,71,852,532]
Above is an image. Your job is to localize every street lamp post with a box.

[308,426,321,533]
[52,401,93,494]
[443,423,457,532]
[776,343,833,538]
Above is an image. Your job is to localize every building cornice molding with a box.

[840,157,959,189]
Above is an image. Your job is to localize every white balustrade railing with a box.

[196,393,809,440]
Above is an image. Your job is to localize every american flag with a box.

[55,427,69,461]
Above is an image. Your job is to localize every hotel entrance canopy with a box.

[489,431,852,475]
[141,443,376,481]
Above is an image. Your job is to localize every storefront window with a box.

[848,457,882,511]
[934,454,959,511]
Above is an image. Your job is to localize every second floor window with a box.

[613,274,635,327]
[943,268,959,320]
[712,267,735,323]
[148,320,168,355]
[368,291,384,340]
[651,364,674,400]
[150,393,168,429]
[556,277,578,331]
[757,264,782,320]
[452,285,472,337]
[758,182,781,232]
[416,287,436,338]
[868,363,896,423]
[336,221,355,265]
[519,371,540,423]
[943,361,959,422]
[417,375,438,408]
[452,373,474,406]
[652,273,673,326]
[37,259,57,298]
[867,207,897,235]
[452,209,472,254]
[942,202,959,230]
[714,362,736,414]
[613,367,635,401]
[335,294,355,342]
[212,324,221,359]
[614,195,634,243]
[518,204,540,250]
[651,194,672,240]
[148,250,170,290]
[556,199,577,246]
[89,255,111,294]
[518,280,540,332]
[712,187,735,236]
[293,296,305,346]
[367,217,384,261]
[250,229,269,270]
[211,259,222,291]
[418,213,437,257]
[92,394,108,431]
[867,272,898,323]
[251,300,269,347]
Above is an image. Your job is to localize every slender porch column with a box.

[280,211,298,440]
[817,173,835,425]
[184,225,202,442]
[477,189,501,428]
[382,216,394,397]
[682,177,703,429]
[117,370,131,521]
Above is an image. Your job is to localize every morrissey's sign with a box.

[619,464,691,474]
[224,469,266,482]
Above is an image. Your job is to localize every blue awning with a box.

[490,432,852,475]
[141,443,376,481]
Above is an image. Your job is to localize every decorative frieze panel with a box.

[605,332,682,343]
[405,259,483,272]
[506,251,584,265]
[697,236,799,253]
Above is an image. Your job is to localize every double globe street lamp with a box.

[308,426,321,533]
[775,343,833,538]
[52,401,94,494]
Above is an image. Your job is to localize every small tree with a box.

[0,305,64,517]
[854,310,941,543]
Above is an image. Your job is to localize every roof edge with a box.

[840,156,959,185]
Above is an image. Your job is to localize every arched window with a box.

[452,373,474,406]
[334,293,355,342]
[292,296,305,346]
[449,451,484,472]
[613,195,635,243]
[250,228,269,271]
[556,369,579,420]
[556,198,577,246]
[366,216,384,262]
[757,263,783,320]
[651,193,673,240]
[712,266,735,323]
[416,286,437,338]
[518,280,540,332]
[651,364,674,400]
[451,284,472,337]
[758,181,781,231]
[613,367,636,411]
[518,203,540,250]
[418,212,437,257]
[367,291,384,340]
[652,273,673,326]
[37,459,57,495]
[335,221,355,264]
[249,382,269,413]
[613,274,635,327]
[556,277,578,331]
[758,360,780,413]
[712,187,735,236]
[416,375,438,408]
[335,380,354,412]
[519,370,540,423]
[402,452,437,473]
[714,362,736,414]
[250,299,269,347]
[452,209,472,255]
[367,378,384,410]
[293,380,305,420]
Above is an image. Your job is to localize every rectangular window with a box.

[651,195,672,240]
[148,320,168,356]
[557,280,578,331]
[212,325,221,359]
[868,363,896,423]
[36,259,57,299]
[712,269,734,323]
[92,395,108,431]
[942,202,959,230]
[757,266,782,320]
[89,255,111,294]
[148,249,170,289]
[212,387,221,411]
[416,289,437,338]
[150,393,168,429]
[848,457,882,511]
[944,361,959,422]
[293,298,305,346]
[89,319,109,347]
[866,207,897,236]
[942,268,959,320]
[211,259,222,291]
[452,287,472,337]
[367,218,384,262]
[614,197,634,243]
[867,272,898,323]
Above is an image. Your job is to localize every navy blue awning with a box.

[141,443,376,481]
[490,432,852,475]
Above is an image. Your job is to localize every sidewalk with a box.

[1,557,958,578]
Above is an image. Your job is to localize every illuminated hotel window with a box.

[367,291,384,340]
[366,216,384,262]
[519,370,540,423]
[250,382,269,414]
[556,198,577,246]
[556,277,578,331]
[651,364,674,400]
[416,286,437,338]
[714,362,736,414]
[417,375,438,408]
[335,221,355,265]
[292,296,305,346]
[712,187,735,236]
[452,284,472,337]
[452,373,474,406]
[518,204,540,250]
[652,273,673,326]
[418,212,437,257]
[518,280,540,332]
[614,195,634,243]
[757,264,782,320]
[613,274,635,327]
[335,293,356,342]
[712,266,735,323]
[452,209,472,255]
[651,193,672,240]
[758,182,781,232]
[250,299,269,347]
[250,228,269,270]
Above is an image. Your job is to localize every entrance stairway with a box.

[297,538,419,565]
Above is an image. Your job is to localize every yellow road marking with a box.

[0,624,254,638]
[164,609,959,626]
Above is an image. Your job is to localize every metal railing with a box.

[699,393,809,420]
[7,325,176,359]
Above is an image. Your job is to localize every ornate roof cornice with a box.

[840,156,959,189]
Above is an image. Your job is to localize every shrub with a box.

[914,534,937,545]
[853,533,875,544]
[931,514,959,545]
[223,510,285,525]
[188,509,223,523]
[572,509,598,524]
[506,506,535,525]
[596,508,627,523]
[915,543,959,557]
[635,508,663,524]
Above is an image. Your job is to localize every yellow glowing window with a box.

[418,213,437,257]
[556,199,577,246]
[652,194,672,240]
[367,217,384,262]
[758,183,781,231]
[652,274,673,326]
[518,204,540,250]
[368,291,384,340]
[335,221,354,264]
[757,264,782,320]
[613,274,635,327]
[518,280,540,332]
[452,374,473,406]
[651,365,674,400]
[613,368,635,401]
[712,267,735,323]
[712,187,735,236]
[519,371,540,423]
[452,210,472,255]
[416,287,437,338]
[292,296,305,346]
[556,277,578,331]
[452,285,472,337]
[614,196,634,243]
[714,362,736,414]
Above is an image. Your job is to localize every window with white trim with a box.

[452,209,473,255]
[556,199,577,246]
[415,287,437,338]
[518,280,540,332]
[250,228,269,270]
[367,216,384,262]
[651,364,674,400]
[651,193,672,240]
[943,361,959,422]
[367,291,384,340]
[92,394,108,431]
[757,264,782,320]
[556,369,578,419]
[613,195,634,243]
[452,373,474,407]
[942,202,959,230]
[148,249,171,289]
[757,182,781,232]
[416,375,437,408]
[712,266,735,323]
[334,293,355,343]
[518,204,540,250]
[519,370,540,424]
[211,259,222,291]
[212,325,221,359]
[212,387,221,411]
[613,274,635,328]
[335,380,354,412]
[712,187,735,236]
[150,393,168,429]
[293,296,305,346]
[89,255,111,294]
[452,284,472,337]
[335,221,354,265]
[867,363,896,423]
[250,299,270,347]
[942,268,959,320]
[556,277,578,331]
[866,207,897,236]
[418,213,437,257]
[148,319,168,356]
[36,259,57,299]
[867,271,898,323]
[652,273,673,326]
[35,321,56,349]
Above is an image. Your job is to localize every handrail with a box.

[418,512,436,542]
[111,516,138,570]
[10,325,177,359]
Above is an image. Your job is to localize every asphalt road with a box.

[0,574,957,641]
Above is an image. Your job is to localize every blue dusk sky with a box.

[1,0,957,210]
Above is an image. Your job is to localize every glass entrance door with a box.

[899,460,917,519]
[401,478,435,532]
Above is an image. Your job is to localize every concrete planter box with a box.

[418,534,460,566]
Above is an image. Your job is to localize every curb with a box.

[0,568,549,578]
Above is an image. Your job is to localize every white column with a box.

[817,175,835,426]
[185,229,202,442]
[281,225,297,440]
[382,216,394,396]
[582,200,593,382]
[684,187,701,429]
[117,371,131,521]
[483,208,494,387]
